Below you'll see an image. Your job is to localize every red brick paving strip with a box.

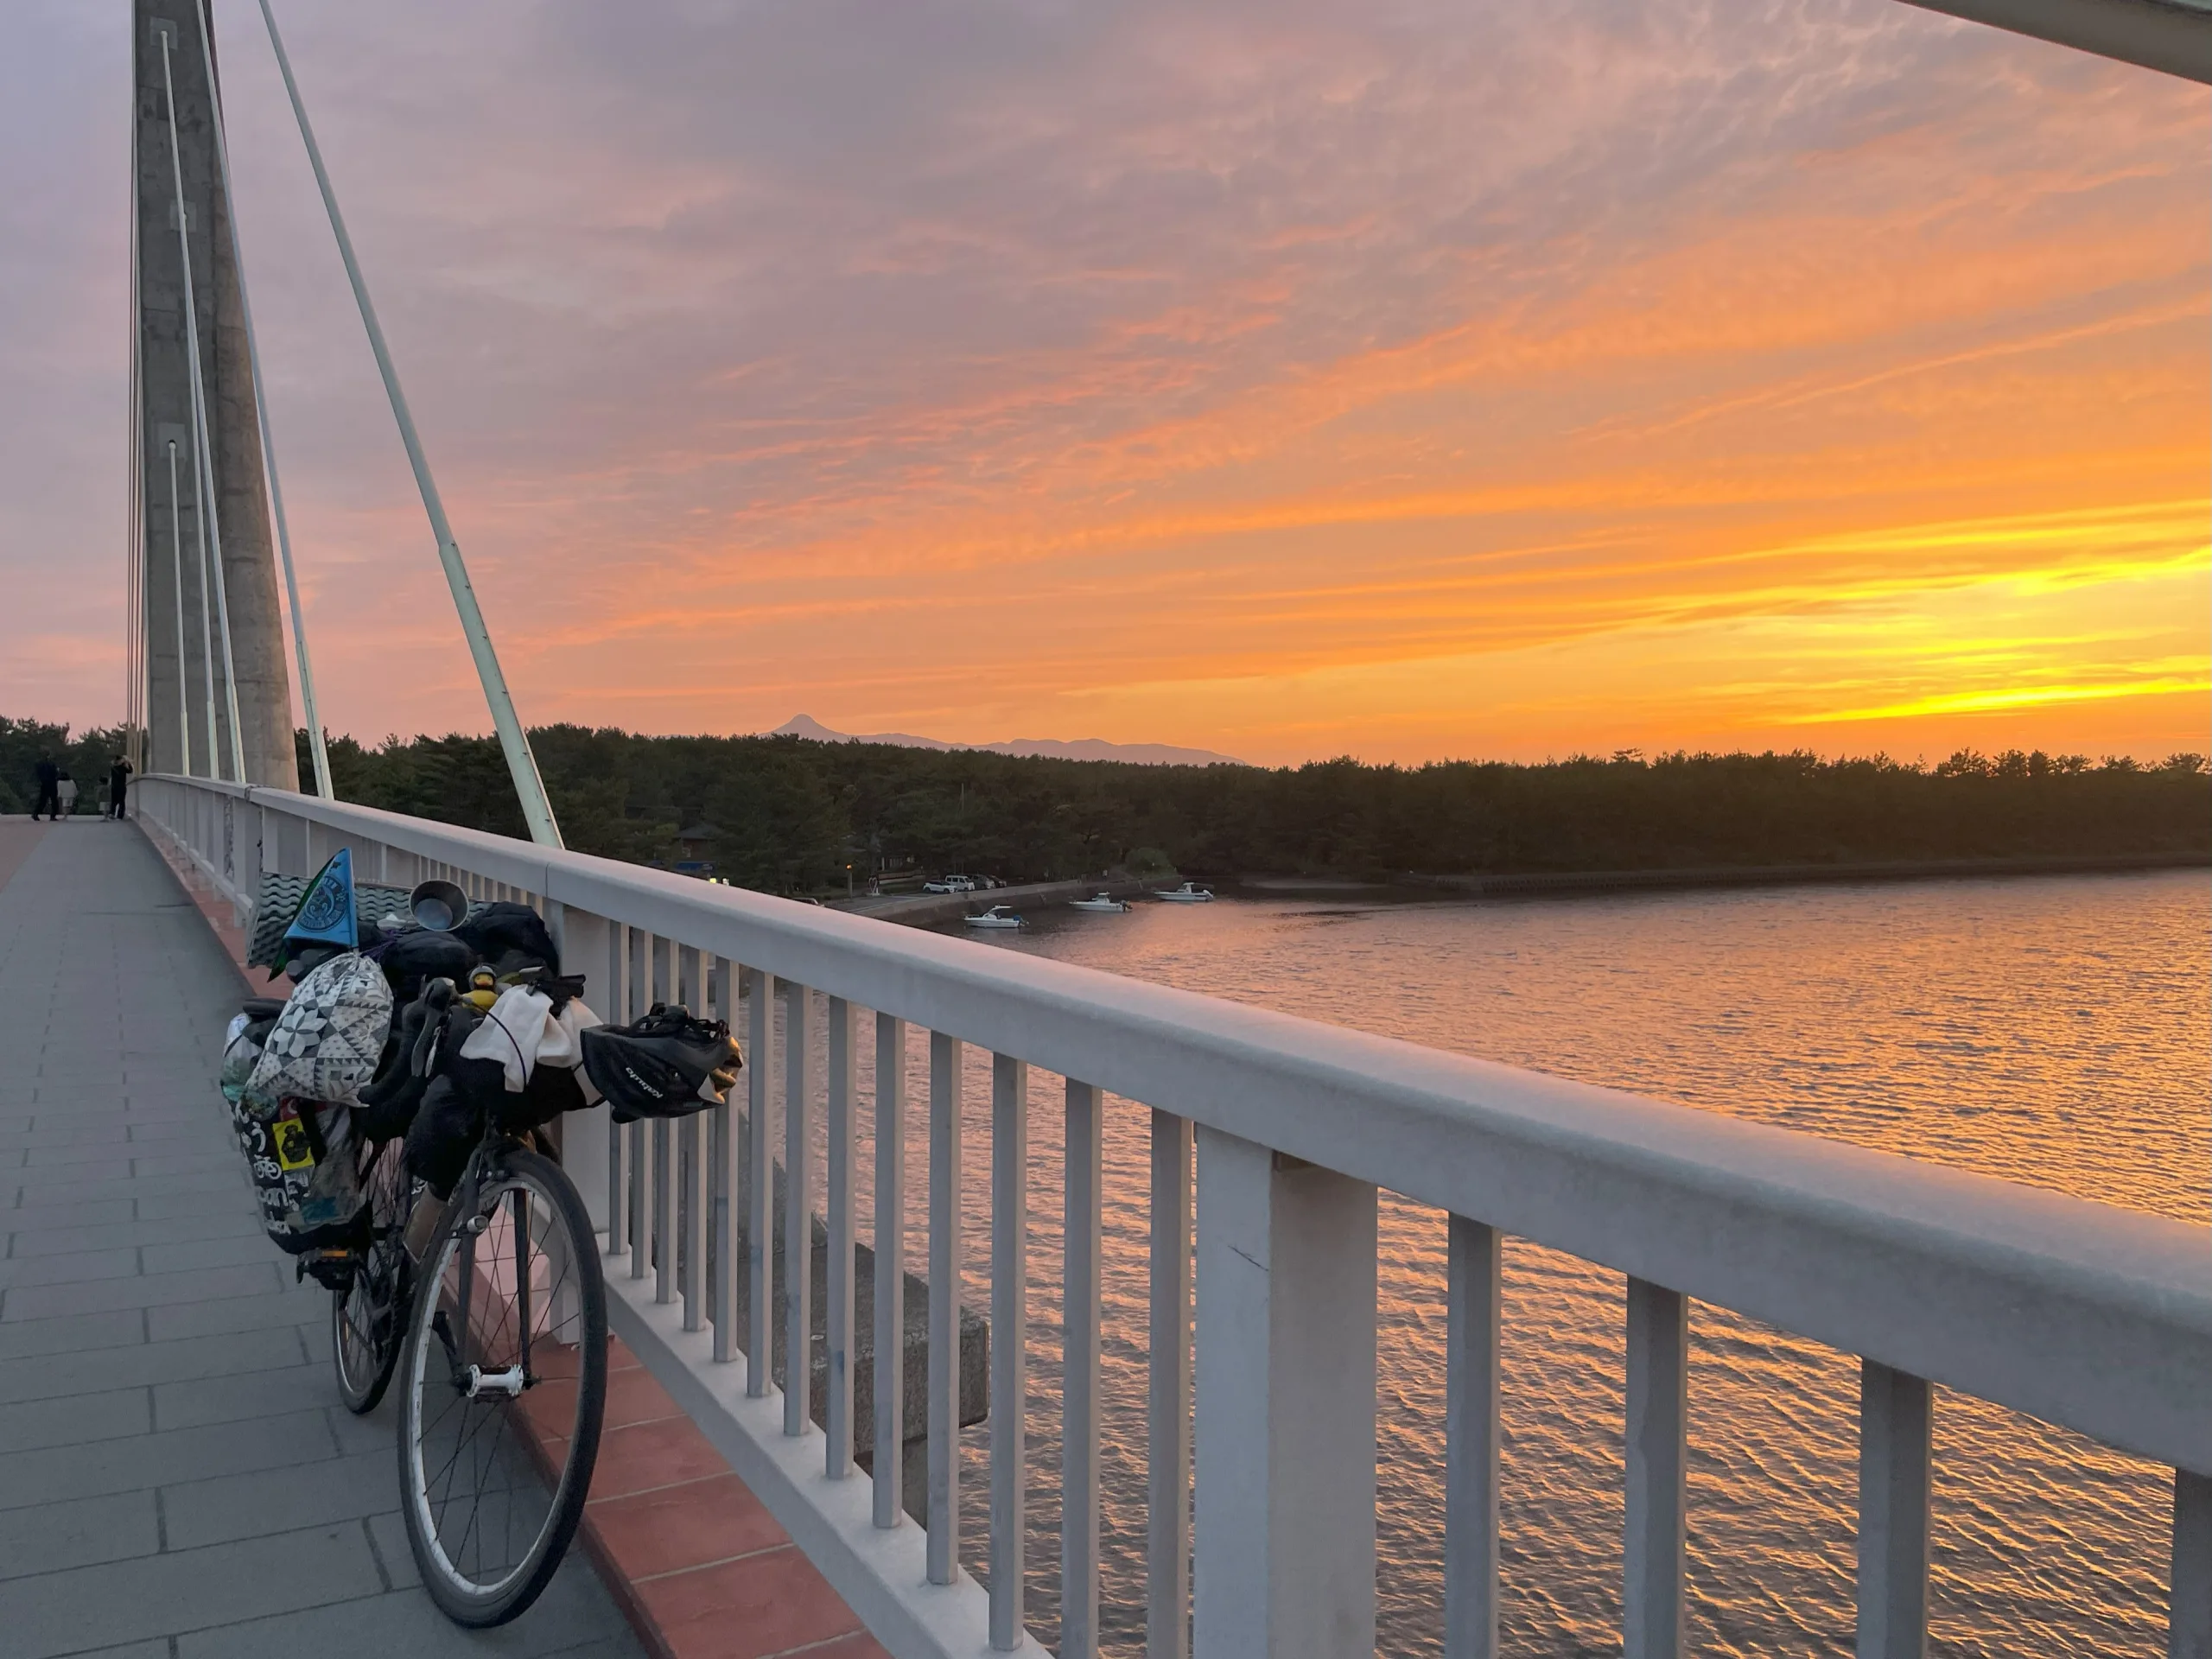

[135,812,887,1659]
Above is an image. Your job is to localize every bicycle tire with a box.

[333,1139,411,1414]
[396,1145,607,1628]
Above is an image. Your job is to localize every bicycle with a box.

[317,968,733,1628]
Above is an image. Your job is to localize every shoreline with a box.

[833,850,2207,925]
[1383,849,2210,900]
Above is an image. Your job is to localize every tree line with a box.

[6,716,2203,893]
[312,726,2209,893]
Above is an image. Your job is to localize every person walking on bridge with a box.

[30,754,59,821]
[107,754,132,820]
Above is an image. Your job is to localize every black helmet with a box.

[580,1004,741,1123]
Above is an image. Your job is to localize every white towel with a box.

[459,987,602,1092]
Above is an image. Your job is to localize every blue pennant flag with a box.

[283,847,359,953]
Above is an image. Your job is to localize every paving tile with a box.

[7,1209,264,1258]
[0,1522,383,1657]
[162,1446,400,1548]
[156,1361,335,1431]
[0,1324,303,1407]
[3,1261,280,1322]
[0,1489,161,1582]
[584,1414,733,1500]
[586,1472,785,1582]
[633,1546,862,1659]
[124,1119,210,1145]
[4,1198,138,1232]
[0,1245,141,1291]
[135,1185,258,1222]
[14,1168,246,1210]
[130,1150,251,1178]
[0,1383,150,1452]
[149,1230,284,1274]
[173,1556,636,1657]
[0,1407,337,1511]
[366,1507,420,1589]
[0,1306,145,1363]
[148,1287,325,1342]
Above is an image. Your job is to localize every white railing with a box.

[136,775,2212,1658]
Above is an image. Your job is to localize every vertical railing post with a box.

[628,929,652,1283]
[747,969,778,1395]
[1624,1278,1688,1659]
[603,922,629,1260]
[874,1014,908,1529]
[713,956,741,1363]
[1446,1215,1502,1659]
[824,997,856,1478]
[1149,1109,1193,1659]
[785,983,815,1438]
[2171,1469,2209,1659]
[558,908,611,1238]
[683,950,709,1332]
[1192,1129,1378,1659]
[989,1052,1029,1649]
[1062,1079,1103,1659]
[927,1031,964,1585]
[1858,1361,1931,1659]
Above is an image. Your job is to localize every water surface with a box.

[854,872,2206,1655]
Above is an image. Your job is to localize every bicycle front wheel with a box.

[396,1146,607,1628]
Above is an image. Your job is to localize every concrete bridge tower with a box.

[131,0,298,788]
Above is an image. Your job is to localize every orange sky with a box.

[4,0,2206,766]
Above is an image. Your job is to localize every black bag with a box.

[453,902,560,978]
[372,929,477,1006]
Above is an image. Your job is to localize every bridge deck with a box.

[0,818,641,1658]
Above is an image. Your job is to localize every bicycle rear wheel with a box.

[333,1139,411,1414]
[396,1145,607,1628]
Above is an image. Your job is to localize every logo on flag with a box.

[283,848,359,952]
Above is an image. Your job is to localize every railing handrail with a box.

[139,775,2212,1478]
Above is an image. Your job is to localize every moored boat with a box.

[1154,881,1215,903]
[1069,893,1130,912]
[963,904,1027,929]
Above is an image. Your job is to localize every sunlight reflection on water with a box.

[870,870,2208,1656]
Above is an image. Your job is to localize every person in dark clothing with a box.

[106,756,132,819]
[30,756,59,821]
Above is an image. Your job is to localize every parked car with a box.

[923,874,976,893]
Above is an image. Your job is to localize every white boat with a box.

[1069,893,1130,912]
[963,905,1027,929]
[1154,881,1215,903]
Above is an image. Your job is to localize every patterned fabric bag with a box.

[248,952,394,1108]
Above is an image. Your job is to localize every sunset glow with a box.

[3,0,2205,764]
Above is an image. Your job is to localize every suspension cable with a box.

[194,0,332,799]
[257,0,563,846]
[126,164,143,772]
[168,441,193,779]
[158,27,248,785]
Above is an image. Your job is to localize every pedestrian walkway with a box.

[0,817,644,1658]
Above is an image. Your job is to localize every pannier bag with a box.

[230,1090,364,1255]
[248,950,393,1108]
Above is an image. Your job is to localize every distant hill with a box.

[769,714,1243,767]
